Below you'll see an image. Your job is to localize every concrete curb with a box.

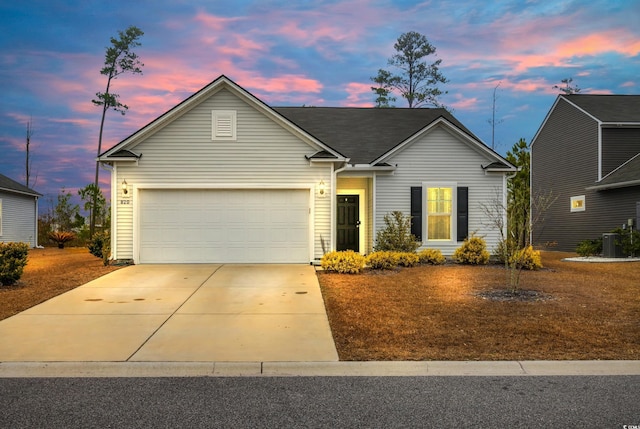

[1,360,638,378]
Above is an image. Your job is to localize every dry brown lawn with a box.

[2,248,638,361]
[0,247,122,320]
[318,252,640,361]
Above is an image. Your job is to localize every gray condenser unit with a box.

[602,233,623,258]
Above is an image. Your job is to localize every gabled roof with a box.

[532,94,640,148]
[274,107,501,165]
[0,173,41,197]
[99,75,346,162]
[587,153,640,190]
[562,94,640,123]
[99,75,513,170]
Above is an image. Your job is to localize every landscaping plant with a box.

[320,250,366,274]
[395,252,420,267]
[575,238,602,257]
[453,235,489,265]
[417,248,446,265]
[48,231,76,249]
[374,211,420,252]
[366,251,400,270]
[0,242,29,286]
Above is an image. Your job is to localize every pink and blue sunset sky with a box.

[1,0,638,210]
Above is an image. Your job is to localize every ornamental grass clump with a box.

[366,251,399,270]
[320,250,365,274]
[0,242,29,286]
[418,248,446,265]
[453,235,489,265]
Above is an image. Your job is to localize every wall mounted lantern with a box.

[318,180,327,197]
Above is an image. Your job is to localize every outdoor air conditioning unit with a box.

[602,233,623,258]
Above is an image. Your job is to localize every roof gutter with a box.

[586,179,640,191]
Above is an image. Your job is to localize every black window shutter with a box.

[410,187,422,241]
[457,187,469,241]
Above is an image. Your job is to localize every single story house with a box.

[99,75,516,264]
[0,173,41,247]
[531,94,640,252]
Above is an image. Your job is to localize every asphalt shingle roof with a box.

[564,94,640,123]
[274,107,481,165]
[593,153,640,189]
[0,173,41,196]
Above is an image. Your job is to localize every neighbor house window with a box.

[212,110,237,140]
[570,195,585,212]
[427,187,452,240]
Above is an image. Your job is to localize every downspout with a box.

[34,196,39,248]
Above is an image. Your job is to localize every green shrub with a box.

[0,242,29,286]
[374,211,420,252]
[88,231,110,262]
[509,245,543,270]
[320,250,365,274]
[396,252,419,267]
[610,227,640,257]
[418,248,446,265]
[576,238,602,257]
[366,251,399,270]
[453,235,490,265]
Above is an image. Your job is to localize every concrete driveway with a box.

[0,264,338,362]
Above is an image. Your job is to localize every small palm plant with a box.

[49,231,76,249]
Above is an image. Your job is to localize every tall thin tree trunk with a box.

[92,77,112,237]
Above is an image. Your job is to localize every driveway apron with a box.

[0,264,339,362]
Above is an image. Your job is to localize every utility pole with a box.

[488,82,504,150]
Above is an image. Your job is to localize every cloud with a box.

[343,82,374,107]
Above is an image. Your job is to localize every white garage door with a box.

[139,189,310,263]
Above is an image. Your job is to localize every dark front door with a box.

[337,195,359,252]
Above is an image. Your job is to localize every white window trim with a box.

[570,195,586,212]
[423,182,457,242]
[212,110,237,141]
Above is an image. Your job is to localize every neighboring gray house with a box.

[531,94,640,252]
[0,173,41,247]
[98,75,516,264]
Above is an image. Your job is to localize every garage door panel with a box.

[139,189,310,263]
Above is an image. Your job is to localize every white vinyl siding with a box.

[112,88,331,262]
[375,125,506,255]
[0,192,38,247]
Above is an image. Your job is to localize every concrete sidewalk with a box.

[0,264,338,363]
[1,360,639,378]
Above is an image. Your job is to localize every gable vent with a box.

[212,110,237,140]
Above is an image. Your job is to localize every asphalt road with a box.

[1,376,638,428]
